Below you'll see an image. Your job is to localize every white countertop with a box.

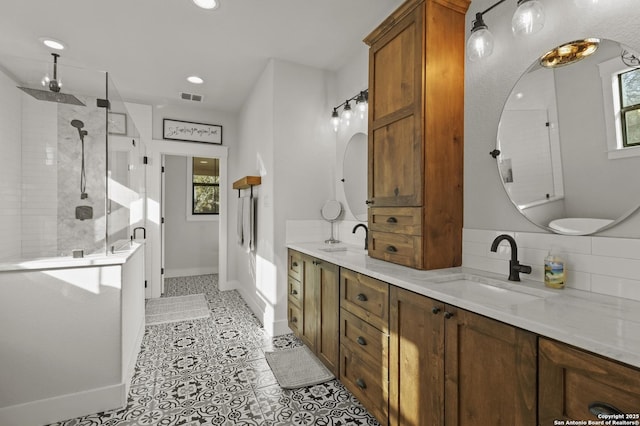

[288,241,640,369]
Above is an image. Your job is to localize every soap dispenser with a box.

[544,252,565,289]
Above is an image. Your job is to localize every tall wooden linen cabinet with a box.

[364,0,470,270]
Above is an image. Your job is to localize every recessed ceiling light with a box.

[40,38,66,50]
[187,75,204,84]
[192,0,219,10]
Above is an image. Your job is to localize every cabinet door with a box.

[539,338,640,422]
[299,254,317,350]
[389,287,445,426]
[367,2,424,207]
[444,307,537,426]
[315,260,339,376]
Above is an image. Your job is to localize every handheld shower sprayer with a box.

[70,119,89,199]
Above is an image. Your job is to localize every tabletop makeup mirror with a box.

[495,38,640,235]
[321,199,343,243]
[342,132,368,222]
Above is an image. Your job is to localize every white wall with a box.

[0,68,23,261]
[465,0,640,238]
[232,59,335,335]
[164,155,219,277]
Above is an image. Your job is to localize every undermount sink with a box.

[428,273,557,308]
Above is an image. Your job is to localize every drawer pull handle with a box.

[386,245,397,253]
[386,217,398,223]
[290,289,298,295]
[589,402,624,416]
[292,262,298,268]
[444,311,454,319]
[356,336,367,346]
[291,317,298,323]
[432,307,441,315]
[365,200,374,205]
[356,293,368,302]
[356,378,367,389]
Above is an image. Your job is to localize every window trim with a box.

[186,157,219,222]
[599,57,640,159]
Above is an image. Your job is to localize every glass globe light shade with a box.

[512,0,545,36]
[467,28,494,62]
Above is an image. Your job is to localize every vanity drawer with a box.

[288,276,302,306]
[369,230,423,269]
[340,343,388,425]
[369,207,422,235]
[340,308,388,367]
[539,338,640,422]
[288,250,303,281]
[340,268,389,332]
[287,301,302,336]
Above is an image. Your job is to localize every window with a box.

[619,68,640,147]
[192,157,219,215]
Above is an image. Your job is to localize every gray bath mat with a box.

[265,346,335,389]
[145,294,210,325]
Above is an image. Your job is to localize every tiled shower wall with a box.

[463,228,640,302]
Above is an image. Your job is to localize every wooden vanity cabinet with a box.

[539,338,640,422]
[287,250,340,376]
[389,287,537,426]
[364,0,469,270]
[339,268,390,424]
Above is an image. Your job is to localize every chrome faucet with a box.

[490,234,531,281]
[352,223,368,250]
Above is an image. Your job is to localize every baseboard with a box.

[220,279,239,292]
[236,285,269,331]
[165,266,218,278]
[273,318,293,337]
[0,383,125,426]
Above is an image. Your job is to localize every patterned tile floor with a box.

[49,274,380,426]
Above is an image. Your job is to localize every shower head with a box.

[16,53,86,106]
[70,119,84,129]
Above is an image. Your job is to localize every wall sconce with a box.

[330,89,368,132]
[467,0,545,62]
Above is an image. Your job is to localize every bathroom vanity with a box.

[287,244,640,425]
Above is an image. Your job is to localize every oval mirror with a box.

[342,132,368,221]
[496,38,640,235]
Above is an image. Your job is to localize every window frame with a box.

[618,68,640,147]
[186,157,219,222]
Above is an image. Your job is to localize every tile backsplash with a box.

[463,228,640,302]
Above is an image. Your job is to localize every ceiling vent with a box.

[180,92,204,102]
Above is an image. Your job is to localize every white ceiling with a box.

[0,0,404,112]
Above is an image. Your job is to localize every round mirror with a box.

[321,200,342,222]
[342,132,368,221]
[496,38,640,235]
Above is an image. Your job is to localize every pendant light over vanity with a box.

[467,0,545,62]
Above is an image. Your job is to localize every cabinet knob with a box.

[432,306,441,315]
[386,245,398,253]
[444,311,454,319]
[291,317,298,323]
[356,293,368,302]
[356,378,367,389]
[292,262,298,267]
[386,217,398,223]
[356,336,367,346]
[290,289,298,295]
[365,200,374,205]
[589,402,624,416]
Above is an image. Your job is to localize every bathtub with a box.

[0,242,145,426]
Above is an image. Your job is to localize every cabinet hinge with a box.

[143,156,148,164]
[144,280,147,288]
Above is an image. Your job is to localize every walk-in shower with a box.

[0,53,146,263]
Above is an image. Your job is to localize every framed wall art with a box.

[163,119,223,144]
